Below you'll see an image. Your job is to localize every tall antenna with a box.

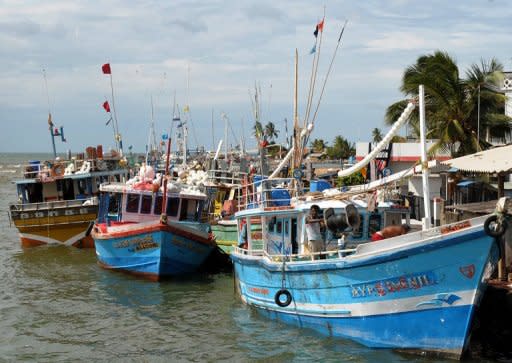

[211,108,215,152]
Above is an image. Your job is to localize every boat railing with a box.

[233,246,357,260]
[20,157,125,179]
[9,197,98,212]
[207,169,248,185]
[235,177,294,212]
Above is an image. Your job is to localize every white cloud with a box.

[0,0,510,152]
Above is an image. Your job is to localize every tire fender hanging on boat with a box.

[274,289,292,307]
[484,215,508,238]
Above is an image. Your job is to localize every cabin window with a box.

[284,219,289,236]
[154,195,163,214]
[166,197,180,217]
[77,179,87,197]
[197,201,205,220]
[268,217,276,232]
[25,183,43,203]
[108,193,121,214]
[62,179,75,200]
[369,213,381,236]
[126,194,140,213]
[140,195,153,214]
[180,199,198,221]
[276,219,282,234]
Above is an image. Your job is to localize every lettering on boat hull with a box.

[350,271,438,299]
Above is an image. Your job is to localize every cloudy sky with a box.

[0,0,510,154]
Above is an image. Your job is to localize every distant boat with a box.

[92,166,217,280]
[8,147,128,247]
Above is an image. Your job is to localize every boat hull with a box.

[232,227,499,359]
[10,205,97,248]
[93,221,216,280]
[211,219,262,254]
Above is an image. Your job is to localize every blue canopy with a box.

[457,180,476,187]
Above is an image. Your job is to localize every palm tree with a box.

[326,136,355,160]
[372,128,383,143]
[311,138,327,153]
[253,120,264,141]
[264,121,279,142]
[385,51,511,156]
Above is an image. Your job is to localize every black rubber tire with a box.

[274,289,292,307]
[484,215,507,238]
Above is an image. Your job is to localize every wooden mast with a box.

[293,48,299,171]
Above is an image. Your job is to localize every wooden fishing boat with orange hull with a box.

[12,200,97,248]
[8,146,128,248]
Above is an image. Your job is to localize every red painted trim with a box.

[71,235,94,248]
[20,237,46,248]
[94,222,215,246]
[97,261,160,282]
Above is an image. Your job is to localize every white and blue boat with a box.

[92,169,216,281]
[231,181,503,359]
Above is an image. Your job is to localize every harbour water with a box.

[0,153,498,362]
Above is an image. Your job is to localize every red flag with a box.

[102,63,111,74]
[317,19,324,32]
[103,101,111,113]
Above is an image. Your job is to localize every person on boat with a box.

[305,205,325,258]
[238,218,248,249]
[371,224,410,241]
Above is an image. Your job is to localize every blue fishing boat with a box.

[231,178,504,359]
[92,166,216,281]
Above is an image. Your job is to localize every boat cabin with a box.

[236,199,410,258]
[97,183,209,225]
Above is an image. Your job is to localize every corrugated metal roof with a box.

[442,145,512,173]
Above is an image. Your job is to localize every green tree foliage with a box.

[253,121,264,141]
[264,121,279,142]
[326,136,355,159]
[390,135,407,143]
[335,172,365,187]
[311,138,328,153]
[385,51,511,156]
[372,128,383,143]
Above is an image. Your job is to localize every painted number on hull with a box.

[114,235,159,251]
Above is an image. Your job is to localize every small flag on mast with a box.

[309,44,316,54]
[102,63,111,74]
[313,18,324,38]
[103,101,111,113]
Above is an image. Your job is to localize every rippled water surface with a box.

[0,153,498,362]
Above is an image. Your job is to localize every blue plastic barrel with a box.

[310,180,332,192]
[253,175,267,187]
[271,189,291,206]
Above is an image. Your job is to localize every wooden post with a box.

[498,172,505,198]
